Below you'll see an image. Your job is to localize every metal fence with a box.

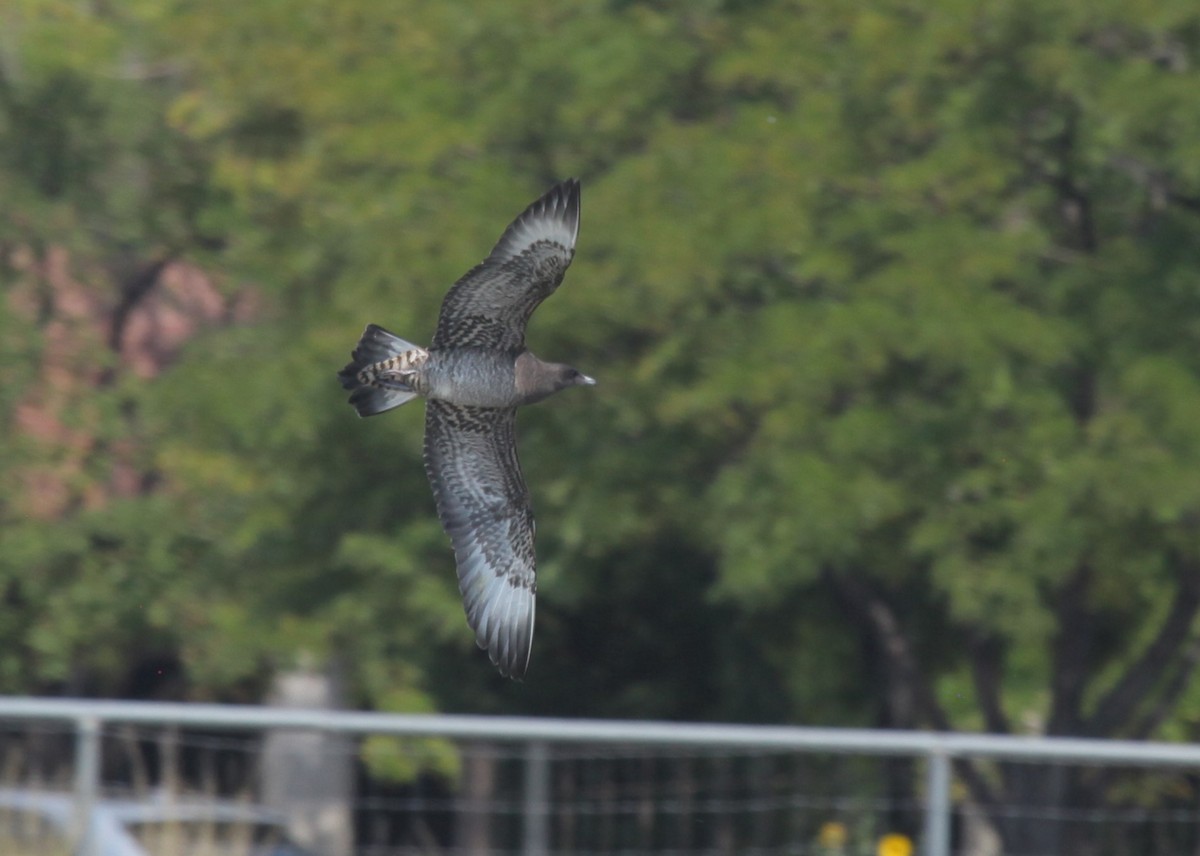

[0,697,1199,856]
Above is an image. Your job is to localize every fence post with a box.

[73,715,101,856]
[923,749,951,856]
[522,740,550,856]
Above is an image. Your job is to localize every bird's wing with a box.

[423,400,536,678]
[431,179,580,351]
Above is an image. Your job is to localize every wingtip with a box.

[488,178,581,263]
[463,570,536,680]
[557,176,581,200]
[532,177,581,244]
[488,587,535,681]
[554,177,581,243]
[493,648,530,681]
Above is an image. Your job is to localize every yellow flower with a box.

[817,821,848,848]
[878,832,914,856]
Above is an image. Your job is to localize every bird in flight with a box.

[338,179,594,679]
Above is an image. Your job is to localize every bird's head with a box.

[516,353,596,404]
[557,364,597,390]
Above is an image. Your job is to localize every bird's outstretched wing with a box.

[423,400,536,678]
[431,179,580,351]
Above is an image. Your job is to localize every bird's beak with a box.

[579,373,597,386]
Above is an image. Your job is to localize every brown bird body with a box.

[338,180,593,679]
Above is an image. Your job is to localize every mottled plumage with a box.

[338,179,594,679]
[432,180,580,351]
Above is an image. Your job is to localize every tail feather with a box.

[348,384,418,417]
[338,324,428,418]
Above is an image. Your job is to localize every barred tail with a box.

[338,324,427,417]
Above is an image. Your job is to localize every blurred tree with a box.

[3,0,1200,851]
[665,3,1200,851]
[0,1,241,696]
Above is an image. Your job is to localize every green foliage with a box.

[3,0,1200,770]
[359,688,461,784]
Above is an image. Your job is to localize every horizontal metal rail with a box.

[0,696,1198,767]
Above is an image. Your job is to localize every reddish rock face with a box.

[118,262,259,379]
[6,247,253,518]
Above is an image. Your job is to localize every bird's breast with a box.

[424,349,521,408]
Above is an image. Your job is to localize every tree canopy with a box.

[4,0,1200,784]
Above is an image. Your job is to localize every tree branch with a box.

[1167,191,1200,216]
[1108,153,1200,219]
[0,52,13,110]
[1051,109,1098,255]
[1023,106,1099,255]
[106,256,173,353]
[826,571,947,726]
[1128,638,1200,740]
[824,570,999,807]
[1084,558,1200,737]
[968,631,1011,734]
[1047,564,1094,735]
